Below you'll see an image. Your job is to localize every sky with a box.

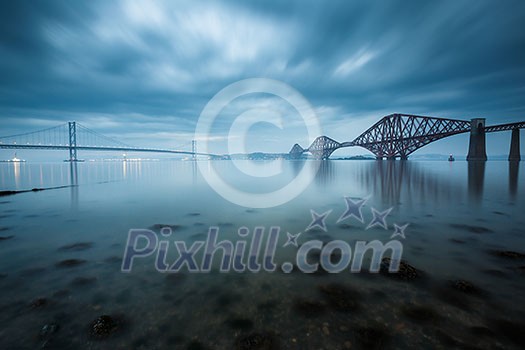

[1,0,525,160]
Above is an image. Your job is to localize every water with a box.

[0,160,524,349]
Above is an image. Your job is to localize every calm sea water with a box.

[0,160,524,349]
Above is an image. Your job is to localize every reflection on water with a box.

[509,161,519,199]
[314,160,335,186]
[69,162,78,210]
[0,160,524,349]
[468,161,485,203]
[13,162,20,188]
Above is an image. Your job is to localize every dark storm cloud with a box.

[0,0,524,153]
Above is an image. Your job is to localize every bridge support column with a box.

[466,118,487,161]
[68,121,77,162]
[400,155,408,160]
[509,128,521,161]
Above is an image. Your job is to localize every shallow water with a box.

[0,160,524,349]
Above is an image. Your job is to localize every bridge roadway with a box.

[0,143,216,157]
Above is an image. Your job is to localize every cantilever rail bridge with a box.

[290,114,524,160]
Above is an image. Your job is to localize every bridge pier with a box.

[400,155,408,160]
[509,128,521,161]
[68,121,77,162]
[466,118,487,161]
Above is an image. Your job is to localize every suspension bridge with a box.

[291,114,524,161]
[0,122,215,161]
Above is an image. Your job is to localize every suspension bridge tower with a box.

[191,140,197,160]
[68,122,78,162]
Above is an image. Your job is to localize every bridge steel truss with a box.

[294,113,524,160]
[306,136,342,159]
[350,114,472,159]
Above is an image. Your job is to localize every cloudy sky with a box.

[1,0,524,158]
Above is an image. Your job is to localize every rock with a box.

[449,279,482,295]
[89,315,120,338]
[0,235,14,241]
[344,341,352,349]
[56,259,87,268]
[30,298,48,309]
[322,325,330,336]
[449,224,493,234]
[58,242,93,251]
[39,323,60,348]
[380,258,422,281]
[490,250,525,259]
[149,223,184,231]
[235,332,279,350]
[39,323,59,339]
[338,223,353,229]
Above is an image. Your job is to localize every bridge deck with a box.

[0,144,216,157]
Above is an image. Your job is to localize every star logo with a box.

[390,223,409,239]
[283,232,301,247]
[337,196,367,223]
[306,209,332,232]
[366,207,393,230]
